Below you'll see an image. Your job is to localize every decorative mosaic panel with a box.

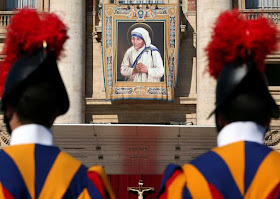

[118,0,165,4]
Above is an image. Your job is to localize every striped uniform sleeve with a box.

[266,183,280,199]
[244,148,280,199]
[86,166,115,199]
[157,164,191,199]
[0,146,33,199]
[0,182,13,199]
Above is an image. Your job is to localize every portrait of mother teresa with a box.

[120,27,164,82]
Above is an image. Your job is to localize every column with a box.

[196,0,231,125]
[50,0,86,123]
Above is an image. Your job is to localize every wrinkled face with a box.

[131,36,145,50]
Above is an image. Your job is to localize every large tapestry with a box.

[102,3,180,101]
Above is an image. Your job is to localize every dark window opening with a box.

[246,0,280,9]
[265,64,280,86]
[5,0,37,11]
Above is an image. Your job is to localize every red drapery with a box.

[108,175,163,199]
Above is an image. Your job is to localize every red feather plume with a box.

[205,9,278,79]
[0,9,68,96]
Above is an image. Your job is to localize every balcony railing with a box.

[0,11,14,28]
[239,9,280,25]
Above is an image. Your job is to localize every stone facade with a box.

[86,0,198,125]
[0,1,198,127]
[1,0,280,150]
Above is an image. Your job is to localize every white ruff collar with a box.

[10,124,53,146]
[217,121,266,147]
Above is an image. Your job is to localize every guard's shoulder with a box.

[160,164,184,188]
[87,165,115,199]
[189,150,216,165]
[59,150,82,164]
[158,164,191,199]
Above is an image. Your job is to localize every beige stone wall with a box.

[0,43,4,49]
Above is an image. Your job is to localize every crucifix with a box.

[128,180,154,199]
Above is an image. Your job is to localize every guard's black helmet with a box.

[214,59,279,127]
[1,50,69,116]
[0,9,69,116]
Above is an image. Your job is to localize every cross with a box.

[128,180,154,199]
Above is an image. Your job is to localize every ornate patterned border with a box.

[102,3,179,101]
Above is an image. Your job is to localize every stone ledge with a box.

[86,98,112,105]
[86,103,195,112]
[86,96,197,105]
[179,96,197,104]
[184,11,196,17]
[85,102,197,124]
[266,52,280,63]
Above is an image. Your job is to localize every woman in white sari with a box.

[120,27,164,82]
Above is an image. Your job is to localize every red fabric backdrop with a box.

[108,175,163,199]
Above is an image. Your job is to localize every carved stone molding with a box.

[265,130,280,147]
[0,115,9,149]
[0,131,10,148]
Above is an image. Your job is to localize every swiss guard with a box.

[0,9,115,199]
[157,9,280,199]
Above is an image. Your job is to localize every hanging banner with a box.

[102,3,180,101]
